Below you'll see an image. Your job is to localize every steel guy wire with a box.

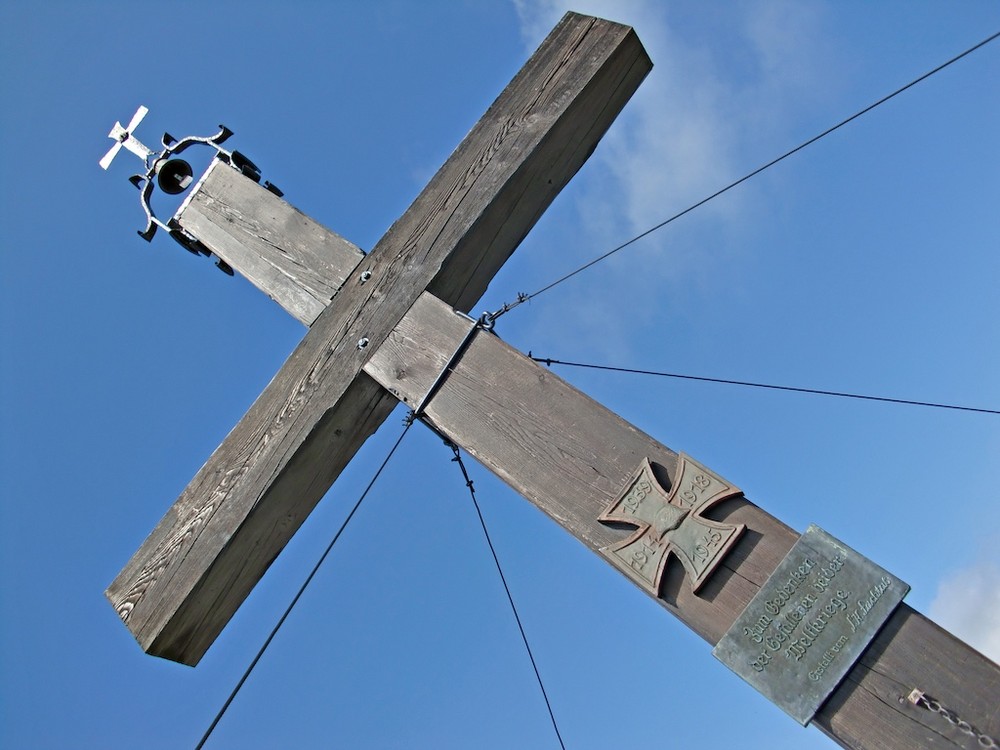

[434,429,568,750]
[529,356,1000,416]
[195,421,413,750]
[488,29,1000,322]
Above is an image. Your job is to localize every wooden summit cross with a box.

[106,13,999,749]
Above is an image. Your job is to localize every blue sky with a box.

[1,2,998,748]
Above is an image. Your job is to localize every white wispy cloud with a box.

[929,559,1000,663]
[514,0,832,225]
[509,0,835,357]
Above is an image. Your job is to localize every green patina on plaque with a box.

[713,525,909,726]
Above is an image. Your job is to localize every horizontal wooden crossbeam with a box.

[107,12,652,667]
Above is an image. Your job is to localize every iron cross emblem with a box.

[599,454,746,595]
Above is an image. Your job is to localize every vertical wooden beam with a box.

[177,160,365,326]
[363,292,1000,750]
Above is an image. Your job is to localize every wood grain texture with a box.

[106,12,652,666]
[177,160,365,325]
[365,292,1000,750]
[816,606,1000,749]
[364,294,796,639]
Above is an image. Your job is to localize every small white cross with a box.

[99,105,155,169]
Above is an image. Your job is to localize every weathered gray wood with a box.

[107,13,999,749]
[106,12,652,666]
[177,160,365,325]
[364,292,1000,749]
[365,293,796,636]
[817,606,1000,749]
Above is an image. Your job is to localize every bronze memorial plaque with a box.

[713,525,909,725]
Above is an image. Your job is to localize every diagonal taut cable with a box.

[195,422,413,750]
[488,29,1000,321]
[530,355,1000,416]
[432,428,567,750]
